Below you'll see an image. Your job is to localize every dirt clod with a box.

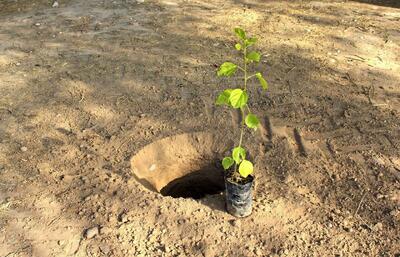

[84,226,99,239]
[230,219,241,227]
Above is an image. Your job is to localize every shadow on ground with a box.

[0,0,399,256]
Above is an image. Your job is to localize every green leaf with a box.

[222,157,234,170]
[245,37,257,47]
[255,72,268,90]
[234,28,246,40]
[245,114,260,129]
[246,51,261,62]
[239,160,254,178]
[217,62,237,77]
[229,89,248,109]
[216,89,233,106]
[235,43,242,51]
[232,146,246,164]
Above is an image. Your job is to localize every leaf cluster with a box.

[216,28,269,178]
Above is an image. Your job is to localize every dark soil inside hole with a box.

[160,164,225,199]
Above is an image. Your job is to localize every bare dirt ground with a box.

[0,0,399,256]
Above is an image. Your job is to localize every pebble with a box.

[100,226,112,234]
[99,244,110,254]
[333,209,341,215]
[254,248,263,256]
[231,219,241,227]
[373,222,383,231]
[52,1,59,7]
[119,212,128,223]
[20,146,28,152]
[84,226,99,239]
[344,227,353,232]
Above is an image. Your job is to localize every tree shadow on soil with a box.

[353,0,400,8]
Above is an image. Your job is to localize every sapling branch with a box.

[247,73,257,80]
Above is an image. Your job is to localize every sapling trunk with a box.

[234,46,249,177]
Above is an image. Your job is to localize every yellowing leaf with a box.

[234,28,246,40]
[239,160,253,178]
[216,89,233,106]
[245,114,260,129]
[245,37,257,47]
[217,62,237,77]
[232,146,246,164]
[256,72,268,90]
[246,51,261,62]
[235,43,242,51]
[229,89,248,109]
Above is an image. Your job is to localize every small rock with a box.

[35,23,41,26]
[344,227,353,232]
[100,226,112,234]
[376,194,386,199]
[136,0,145,3]
[84,226,99,239]
[52,1,59,7]
[373,222,383,231]
[20,146,28,152]
[99,244,110,254]
[149,164,156,171]
[254,248,263,256]
[119,212,128,223]
[230,219,241,227]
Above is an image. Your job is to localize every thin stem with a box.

[234,107,245,174]
[246,104,251,114]
[244,47,247,91]
[234,44,248,175]
[238,108,245,147]
[247,73,257,79]
[240,44,248,148]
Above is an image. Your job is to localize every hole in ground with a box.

[130,132,232,201]
[160,163,225,199]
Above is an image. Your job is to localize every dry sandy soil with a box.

[0,0,400,256]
